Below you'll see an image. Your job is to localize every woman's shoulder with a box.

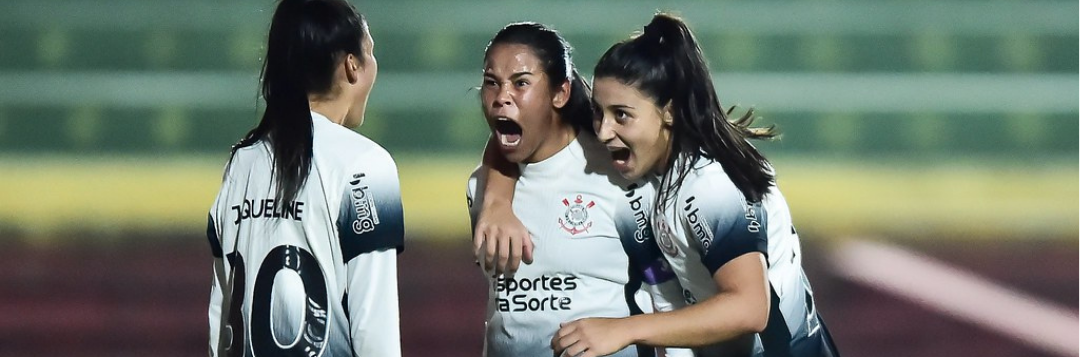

[676,156,743,205]
[222,140,269,174]
[315,122,394,164]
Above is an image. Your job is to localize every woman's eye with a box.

[615,110,629,121]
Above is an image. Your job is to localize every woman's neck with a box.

[652,129,675,177]
[309,98,347,126]
[525,122,578,164]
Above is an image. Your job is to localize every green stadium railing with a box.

[0,0,1075,158]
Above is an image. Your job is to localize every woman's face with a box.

[592,76,672,180]
[344,23,377,128]
[481,43,569,164]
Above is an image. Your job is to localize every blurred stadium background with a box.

[0,0,1076,356]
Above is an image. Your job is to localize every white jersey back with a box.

[651,157,835,357]
[467,132,654,357]
[207,111,404,357]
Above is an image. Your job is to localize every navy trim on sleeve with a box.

[695,200,768,275]
[339,224,404,261]
[337,173,405,262]
[620,221,678,286]
[207,214,223,258]
[619,183,678,285]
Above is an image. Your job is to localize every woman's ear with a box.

[344,54,360,84]
[552,80,571,109]
[662,102,674,127]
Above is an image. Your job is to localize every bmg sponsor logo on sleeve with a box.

[744,202,761,233]
[684,196,714,253]
[348,173,380,235]
[624,184,653,244]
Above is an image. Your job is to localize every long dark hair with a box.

[230,0,367,204]
[594,13,777,203]
[485,22,593,131]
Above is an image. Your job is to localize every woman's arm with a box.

[347,249,402,356]
[342,153,406,356]
[474,135,533,275]
[552,252,769,356]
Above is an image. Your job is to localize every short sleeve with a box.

[617,182,677,286]
[680,170,768,275]
[464,165,487,232]
[336,154,405,263]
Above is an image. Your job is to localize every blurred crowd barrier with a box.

[0,0,1075,239]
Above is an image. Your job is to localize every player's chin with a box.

[500,145,529,163]
[612,158,645,180]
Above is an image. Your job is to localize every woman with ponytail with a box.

[551,13,839,357]
[466,22,689,357]
[206,1,403,356]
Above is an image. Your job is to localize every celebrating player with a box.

[205,0,404,356]
[466,22,686,357]
[551,13,839,357]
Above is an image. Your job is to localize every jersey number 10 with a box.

[222,245,331,356]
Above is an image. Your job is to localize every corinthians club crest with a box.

[558,195,595,235]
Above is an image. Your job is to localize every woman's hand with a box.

[475,135,533,276]
[474,197,533,275]
[552,318,635,357]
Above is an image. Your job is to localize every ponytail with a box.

[563,68,593,132]
[230,0,365,204]
[596,13,777,203]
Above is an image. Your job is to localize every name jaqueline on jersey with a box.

[231,199,305,225]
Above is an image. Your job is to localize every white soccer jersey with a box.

[615,180,695,357]
[649,156,836,357]
[466,132,680,357]
[206,111,405,357]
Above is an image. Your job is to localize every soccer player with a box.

[551,13,839,357]
[466,22,685,357]
[205,1,403,356]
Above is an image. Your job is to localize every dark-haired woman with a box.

[205,1,403,356]
[552,13,838,357]
[466,22,688,357]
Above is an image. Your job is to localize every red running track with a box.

[0,235,1074,357]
